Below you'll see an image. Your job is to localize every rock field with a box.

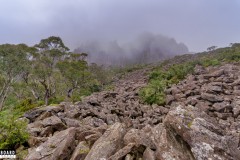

[24,63,240,160]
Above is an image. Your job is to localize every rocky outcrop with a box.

[160,105,240,160]
[24,64,240,159]
[26,127,76,160]
[85,123,126,160]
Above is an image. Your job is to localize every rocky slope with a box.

[23,63,240,160]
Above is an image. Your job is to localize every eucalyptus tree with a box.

[0,44,31,110]
[57,53,91,99]
[31,36,69,105]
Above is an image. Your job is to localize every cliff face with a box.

[24,63,240,160]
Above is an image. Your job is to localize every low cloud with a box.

[74,32,189,65]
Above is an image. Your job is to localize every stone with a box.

[195,101,210,112]
[212,102,232,112]
[124,127,156,149]
[44,105,64,113]
[24,108,46,122]
[143,147,155,160]
[63,103,81,118]
[207,85,223,93]
[27,121,43,136]
[63,118,82,127]
[36,111,52,121]
[194,65,206,75]
[165,95,174,105]
[125,154,134,160]
[41,116,67,131]
[161,105,240,160]
[204,69,224,79]
[85,132,102,146]
[109,143,135,160]
[26,127,76,160]
[215,112,233,120]
[28,136,47,147]
[201,93,223,102]
[84,123,126,160]
[232,98,240,117]
[70,141,90,160]
[39,126,53,137]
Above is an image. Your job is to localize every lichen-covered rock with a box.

[41,116,66,130]
[70,141,90,160]
[162,105,240,160]
[109,143,135,160]
[26,127,76,160]
[84,123,126,160]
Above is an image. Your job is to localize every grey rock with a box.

[109,143,135,160]
[143,147,155,160]
[85,123,126,160]
[201,93,223,102]
[42,116,67,131]
[70,141,90,160]
[26,127,76,160]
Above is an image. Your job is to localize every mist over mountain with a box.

[74,32,189,65]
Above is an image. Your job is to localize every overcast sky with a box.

[0,0,239,52]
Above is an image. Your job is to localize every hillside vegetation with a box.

[140,43,240,105]
[23,42,240,160]
[0,36,114,149]
[0,38,240,157]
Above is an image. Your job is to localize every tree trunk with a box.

[31,89,40,100]
[44,89,50,105]
[67,88,74,98]
[0,95,7,111]
[0,84,10,111]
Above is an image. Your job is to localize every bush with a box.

[0,115,29,149]
[49,96,65,105]
[200,58,220,67]
[140,62,196,105]
[140,80,166,105]
[14,99,37,113]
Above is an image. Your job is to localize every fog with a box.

[75,32,188,65]
[0,0,239,58]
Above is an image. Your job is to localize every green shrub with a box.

[200,58,220,67]
[71,93,82,102]
[140,62,196,105]
[49,96,65,105]
[0,115,29,149]
[140,80,166,105]
[14,99,37,113]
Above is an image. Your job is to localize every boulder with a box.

[26,127,76,160]
[70,141,90,160]
[27,121,43,136]
[28,136,48,147]
[232,97,240,117]
[24,108,45,122]
[212,102,232,112]
[84,123,126,160]
[63,102,81,118]
[201,93,223,102]
[41,116,67,131]
[207,85,223,93]
[124,127,156,149]
[24,105,64,122]
[143,147,156,160]
[62,118,83,127]
[109,143,135,160]
[160,105,240,160]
